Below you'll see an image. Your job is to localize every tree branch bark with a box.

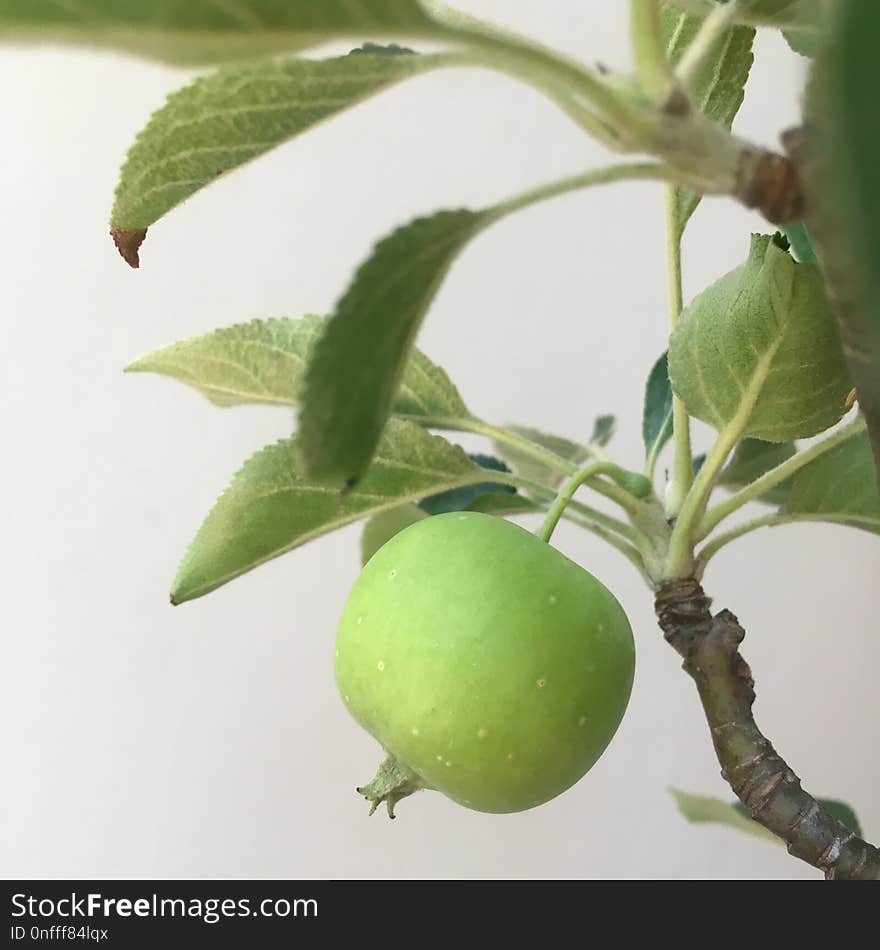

[655,578,880,880]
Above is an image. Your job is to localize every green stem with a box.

[562,511,653,586]
[485,470,637,542]
[675,0,743,92]
[663,186,693,515]
[694,513,786,576]
[402,414,647,518]
[665,346,778,578]
[666,423,738,577]
[401,415,579,477]
[630,0,675,101]
[491,162,686,220]
[537,460,645,543]
[476,420,650,520]
[696,415,867,540]
[424,1,646,138]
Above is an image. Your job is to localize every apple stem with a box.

[537,461,651,544]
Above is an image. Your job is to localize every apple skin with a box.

[334,511,635,814]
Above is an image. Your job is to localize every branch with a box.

[655,578,880,880]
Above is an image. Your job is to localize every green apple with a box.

[334,511,635,816]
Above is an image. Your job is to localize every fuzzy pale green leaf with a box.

[661,4,755,235]
[806,0,880,479]
[670,788,779,843]
[781,430,880,534]
[299,208,488,485]
[669,234,853,442]
[172,418,483,603]
[781,1,827,57]
[643,351,673,469]
[0,1,440,65]
[719,438,796,505]
[110,49,460,238]
[125,315,469,419]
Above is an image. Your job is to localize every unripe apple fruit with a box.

[334,511,635,815]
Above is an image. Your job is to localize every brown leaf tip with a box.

[110,227,148,268]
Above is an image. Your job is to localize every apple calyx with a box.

[357,753,429,818]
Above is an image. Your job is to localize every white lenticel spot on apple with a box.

[436,754,443,761]
[389,569,397,578]
[477,728,488,739]
[356,616,363,625]
[445,760,452,767]
[578,716,587,727]
[507,753,514,760]
[411,727,419,736]
[549,594,557,605]
[536,678,546,688]
[377,661,385,672]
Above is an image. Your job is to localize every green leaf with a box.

[781,1,826,57]
[643,352,674,470]
[125,315,469,419]
[719,439,796,505]
[807,0,880,479]
[778,222,817,264]
[493,426,592,491]
[669,234,853,443]
[360,504,427,565]
[418,454,515,516]
[781,431,880,534]
[172,418,483,603]
[663,0,816,27]
[748,0,801,16]
[669,788,778,844]
[591,414,616,447]
[299,208,488,485]
[0,1,441,66]
[110,49,460,247]
[661,4,755,235]
[815,800,864,838]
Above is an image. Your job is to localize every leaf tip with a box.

[110,227,148,268]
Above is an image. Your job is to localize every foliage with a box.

[4,0,876,872]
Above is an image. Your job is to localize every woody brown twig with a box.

[656,578,880,880]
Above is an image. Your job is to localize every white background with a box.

[2,2,878,880]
